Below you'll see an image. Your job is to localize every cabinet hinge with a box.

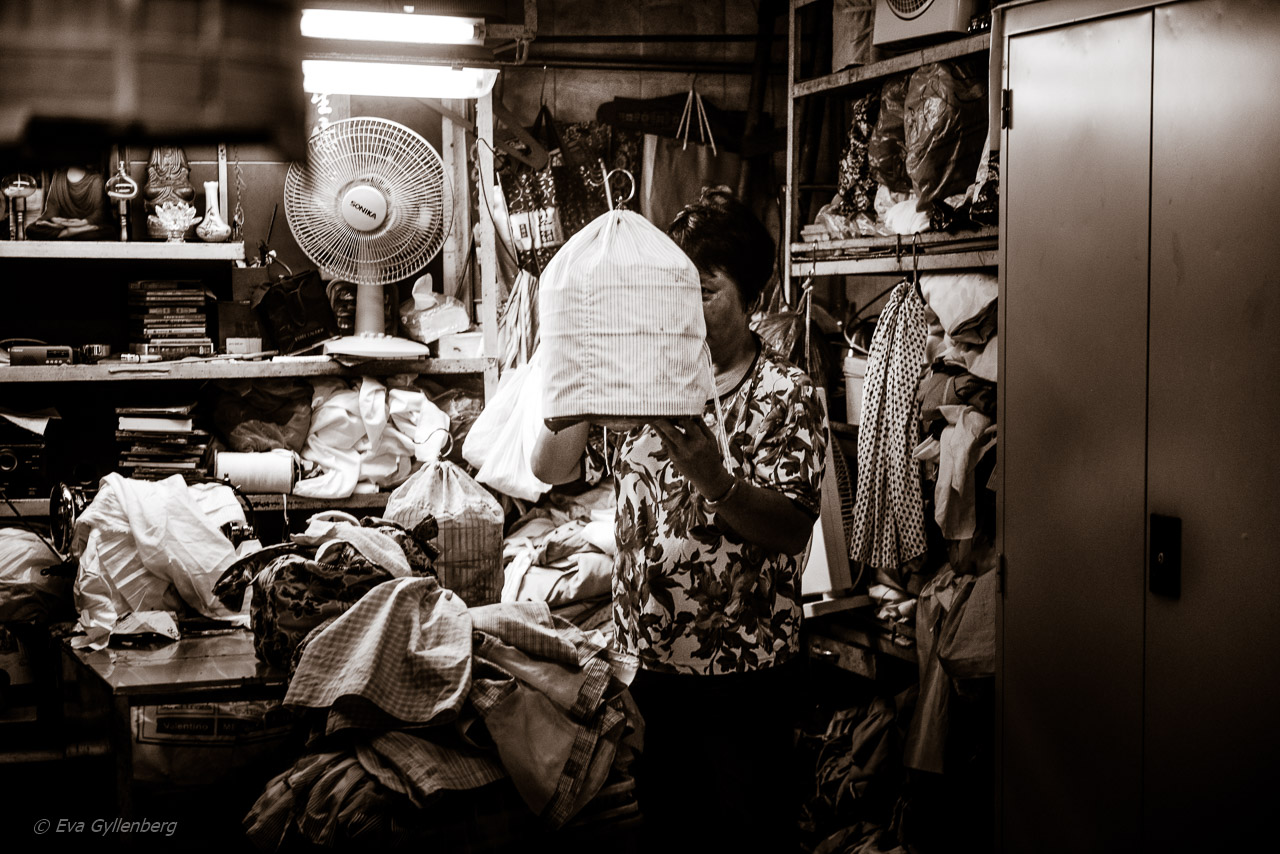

[998,552,1006,597]
[1000,89,1013,129]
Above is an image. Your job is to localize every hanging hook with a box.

[588,158,636,211]
[911,233,923,299]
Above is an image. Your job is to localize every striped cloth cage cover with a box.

[539,209,712,424]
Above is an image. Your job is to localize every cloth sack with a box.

[538,208,712,424]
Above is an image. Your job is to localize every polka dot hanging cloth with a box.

[850,280,929,570]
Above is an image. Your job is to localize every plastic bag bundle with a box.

[539,209,711,427]
[868,73,912,194]
[904,60,989,210]
[385,460,505,606]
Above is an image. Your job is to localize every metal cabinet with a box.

[997,1,1280,850]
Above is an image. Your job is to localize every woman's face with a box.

[700,268,751,360]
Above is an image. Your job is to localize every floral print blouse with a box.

[610,342,827,675]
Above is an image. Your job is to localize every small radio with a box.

[10,345,75,366]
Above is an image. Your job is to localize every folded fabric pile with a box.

[244,576,639,850]
[914,271,998,544]
[500,483,617,636]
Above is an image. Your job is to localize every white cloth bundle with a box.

[538,209,712,424]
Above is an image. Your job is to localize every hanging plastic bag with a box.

[462,348,553,502]
[384,459,505,606]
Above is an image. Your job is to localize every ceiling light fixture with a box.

[300,8,482,45]
[299,7,497,99]
[301,60,498,99]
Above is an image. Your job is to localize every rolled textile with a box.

[539,209,712,426]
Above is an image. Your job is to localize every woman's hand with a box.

[651,417,734,500]
[652,416,816,556]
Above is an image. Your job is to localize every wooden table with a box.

[61,628,287,816]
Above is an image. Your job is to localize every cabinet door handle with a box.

[1150,513,1182,599]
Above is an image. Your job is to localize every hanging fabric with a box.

[849,280,929,573]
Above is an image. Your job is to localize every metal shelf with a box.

[791,230,998,275]
[0,356,494,383]
[792,33,990,99]
[0,241,246,261]
[0,489,396,518]
[245,492,391,511]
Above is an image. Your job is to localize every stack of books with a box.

[115,403,211,482]
[127,280,215,359]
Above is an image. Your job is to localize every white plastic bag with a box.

[0,529,69,622]
[462,348,553,502]
[384,459,505,606]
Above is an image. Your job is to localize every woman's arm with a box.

[651,417,816,555]
[530,421,590,485]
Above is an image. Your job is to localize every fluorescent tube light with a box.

[301,8,481,45]
[302,60,498,99]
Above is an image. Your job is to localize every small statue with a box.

[26,166,113,240]
[144,145,196,240]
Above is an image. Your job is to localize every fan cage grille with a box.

[885,0,934,20]
[285,117,453,286]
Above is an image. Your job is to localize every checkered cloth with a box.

[270,580,633,838]
[285,576,473,728]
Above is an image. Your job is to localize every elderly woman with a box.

[532,188,827,853]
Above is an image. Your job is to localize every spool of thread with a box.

[214,451,297,494]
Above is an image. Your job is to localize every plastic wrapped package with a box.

[904,60,989,211]
[868,73,912,193]
[211,377,313,453]
[970,141,1000,228]
[399,274,471,346]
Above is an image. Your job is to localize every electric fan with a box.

[284,117,454,358]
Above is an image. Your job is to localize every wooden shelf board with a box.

[0,357,494,383]
[0,241,246,261]
[792,249,998,277]
[792,33,991,98]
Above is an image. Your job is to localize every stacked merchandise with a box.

[126,279,215,359]
[115,403,211,482]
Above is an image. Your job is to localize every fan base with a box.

[324,334,431,359]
